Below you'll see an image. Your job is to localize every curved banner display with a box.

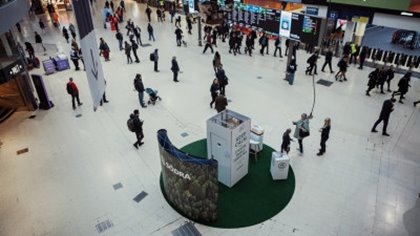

[157,129,218,222]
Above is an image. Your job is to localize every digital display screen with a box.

[289,13,321,44]
[330,0,420,13]
[228,2,281,34]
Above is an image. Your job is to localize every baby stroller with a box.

[146,88,162,105]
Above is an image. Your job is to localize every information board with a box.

[287,12,321,44]
[228,3,281,35]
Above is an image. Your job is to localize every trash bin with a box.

[270,151,290,180]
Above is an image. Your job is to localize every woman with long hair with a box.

[317,118,331,156]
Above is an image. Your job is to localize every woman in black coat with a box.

[317,118,331,156]
[209,79,219,108]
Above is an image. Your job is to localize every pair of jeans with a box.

[138,92,145,107]
[149,32,155,41]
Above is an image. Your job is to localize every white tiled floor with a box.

[1,1,420,235]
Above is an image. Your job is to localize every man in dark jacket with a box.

[259,33,268,55]
[214,92,228,113]
[147,23,155,41]
[171,56,180,82]
[366,68,379,96]
[305,53,319,75]
[321,49,334,73]
[273,37,283,57]
[145,6,152,22]
[392,73,411,104]
[70,49,80,71]
[116,30,123,50]
[358,46,368,69]
[153,49,159,72]
[216,65,228,95]
[175,27,183,46]
[371,98,396,136]
[134,74,147,108]
[34,31,46,52]
[131,109,144,149]
[130,39,140,63]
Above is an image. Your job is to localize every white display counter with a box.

[270,151,290,180]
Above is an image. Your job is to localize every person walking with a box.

[259,33,268,55]
[385,65,395,92]
[99,38,110,61]
[305,52,319,75]
[358,46,367,69]
[124,41,133,64]
[392,73,411,104]
[212,51,221,73]
[273,37,283,57]
[175,27,183,46]
[175,15,182,28]
[228,32,237,56]
[335,57,348,82]
[39,19,46,34]
[371,98,396,136]
[244,34,253,56]
[120,0,126,12]
[134,25,142,46]
[131,39,140,63]
[376,67,387,94]
[145,6,152,22]
[281,128,292,154]
[34,31,46,52]
[62,26,70,43]
[202,33,214,54]
[24,42,35,59]
[69,23,76,39]
[171,56,180,82]
[216,65,228,95]
[209,79,219,108]
[286,59,297,85]
[157,8,163,22]
[366,68,379,96]
[66,77,83,110]
[70,49,80,71]
[116,30,123,50]
[321,49,334,73]
[214,92,228,113]
[134,74,147,108]
[129,109,144,149]
[186,15,193,34]
[317,118,331,156]
[293,113,312,155]
[147,23,155,41]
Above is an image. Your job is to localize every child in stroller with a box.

[146,88,162,105]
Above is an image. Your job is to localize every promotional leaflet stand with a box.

[250,124,264,152]
[270,151,290,180]
[207,109,251,188]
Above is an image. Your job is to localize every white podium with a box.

[270,152,290,180]
[207,109,251,187]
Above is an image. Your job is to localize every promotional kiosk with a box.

[206,110,251,188]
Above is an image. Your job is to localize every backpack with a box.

[127,118,135,132]
[66,83,72,94]
[150,53,155,61]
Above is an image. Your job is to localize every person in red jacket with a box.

[66,77,83,110]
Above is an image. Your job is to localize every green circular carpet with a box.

[159,139,295,228]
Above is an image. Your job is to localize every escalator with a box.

[0,106,15,123]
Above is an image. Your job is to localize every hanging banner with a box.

[72,0,106,111]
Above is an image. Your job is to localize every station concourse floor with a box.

[0,1,420,235]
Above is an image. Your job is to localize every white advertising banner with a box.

[230,120,250,186]
[72,0,106,111]
[279,11,292,38]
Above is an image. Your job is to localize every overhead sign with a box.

[279,11,292,38]
[72,0,106,111]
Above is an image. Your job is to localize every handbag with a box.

[299,129,310,138]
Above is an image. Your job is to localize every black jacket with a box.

[281,132,292,150]
[171,59,179,72]
[130,114,143,132]
[134,78,145,93]
[321,125,330,140]
[380,99,394,118]
[325,51,333,62]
